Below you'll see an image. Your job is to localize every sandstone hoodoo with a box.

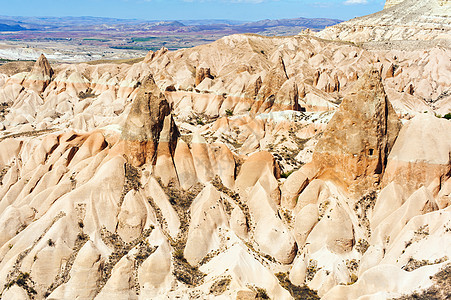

[22,54,54,93]
[121,74,178,167]
[311,69,401,195]
[253,56,290,113]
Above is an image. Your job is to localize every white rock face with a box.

[323,264,443,299]
[384,0,405,9]
[383,114,451,195]
[318,0,451,42]
[49,241,103,299]
[117,190,147,243]
[95,255,137,300]
[184,184,228,265]
[248,182,297,264]
[200,244,293,300]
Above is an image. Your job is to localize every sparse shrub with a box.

[210,278,231,295]
[402,256,449,272]
[346,259,359,273]
[5,272,37,296]
[78,88,96,100]
[443,113,451,120]
[282,209,292,224]
[172,252,205,286]
[134,241,157,266]
[395,264,451,299]
[255,287,270,299]
[47,239,55,247]
[15,272,30,286]
[225,109,234,116]
[119,163,141,206]
[275,272,320,299]
[280,170,295,179]
[348,274,358,285]
[76,233,88,241]
[196,117,205,125]
[306,260,319,281]
[124,163,141,192]
[354,191,377,236]
[355,239,370,254]
[174,248,185,260]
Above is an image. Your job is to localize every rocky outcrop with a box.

[184,184,228,265]
[311,69,401,195]
[253,56,288,113]
[235,151,280,194]
[22,54,53,93]
[318,0,451,42]
[144,47,169,64]
[194,67,214,86]
[121,75,178,167]
[382,113,451,196]
[0,6,450,298]
[153,115,180,185]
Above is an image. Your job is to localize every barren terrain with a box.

[0,0,450,299]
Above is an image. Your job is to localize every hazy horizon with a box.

[0,0,384,22]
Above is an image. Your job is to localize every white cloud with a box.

[343,0,368,4]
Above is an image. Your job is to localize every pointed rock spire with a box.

[311,69,401,195]
[22,53,53,93]
[253,56,288,113]
[121,74,178,167]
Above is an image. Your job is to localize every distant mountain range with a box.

[0,15,342,32]
[0,24,26,31]
[0,15,343,56]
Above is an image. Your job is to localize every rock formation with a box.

[121,74,178,167]
[382,113,451,196]
[194,66,214,86]
[311,69,401,195]
[22,54,53,93]
[253,56,289,113]
[0,3,450,299]
[318,0,451,42]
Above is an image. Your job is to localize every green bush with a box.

[196,118,205,125]
[280,170,295,179]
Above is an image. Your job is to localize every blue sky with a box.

[1,0,385,21]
